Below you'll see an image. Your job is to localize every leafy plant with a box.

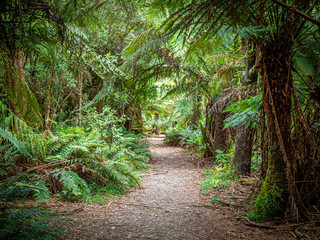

[251,151,262,172]
[224,94,262,129]
[0,207,68,240]
[201,149,238,190]
[164,127,205,152]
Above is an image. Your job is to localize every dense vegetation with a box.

[0,0,319,237]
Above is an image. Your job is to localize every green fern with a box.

[52,171,90,198]
[0,127,29,158]
[224,94,262,129]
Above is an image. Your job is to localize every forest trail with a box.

[67,137,293,240]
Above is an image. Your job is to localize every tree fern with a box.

[224,93,262,129]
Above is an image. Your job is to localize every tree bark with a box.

[212,104,229,160]
[258,39,293,217]
[203,99,214,158]
[137,104,144,134]
[233,124,254,175]
[255,7,308,220]
[44,59,56,136]
[124,107,133,132]
[233,41,255,176]
[4,50,43,127]
[191,93,201,128]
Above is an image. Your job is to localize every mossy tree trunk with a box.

[256,37,294,218]
[4,51,43,127]
[254,2,310,221]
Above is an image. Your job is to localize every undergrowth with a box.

[164,127,204,153]
[0,103,151,238]
[249,183,283,221]
[201,149,238,191]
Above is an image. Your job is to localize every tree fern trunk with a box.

[203,99,214,159]
[191,93,201,128]
[233,125,254,175]
[234,42,255,176]
[212,104,229,160]
[256,38,293,218]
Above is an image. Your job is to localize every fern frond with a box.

[0,127,29,157]
[52,171,90,197]
[224,94,262,129]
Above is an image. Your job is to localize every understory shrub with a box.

[0,103,151,237]
[164,127,205,153]
[201,149,238,191]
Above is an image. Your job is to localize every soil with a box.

[62,136,295,239]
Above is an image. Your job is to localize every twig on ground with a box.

[241,217,273,229]
[106,200,114,210]
[58,206,84,216]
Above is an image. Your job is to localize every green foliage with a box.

[0,173,50,203]
[224,94,262,129]
[201,149,238,190]
[0,173,67,239]
[0,207,68,240]
[0,102,151,238]
[0,102,47,161]
[1,0,318,229]
[164,127,205,152]
[249,184,283,221]
[3,72,43,128]
[164,128,182,146]
[251,151,262,172]
[0,105,150,201]
[46,108,150,200]
[52,171,90,200]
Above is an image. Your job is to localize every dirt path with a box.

[67,137,293,240]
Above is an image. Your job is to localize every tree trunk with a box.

[137,104,144,134]
[44,59,56,137]
[124,107,133,132]
[78,70,83,126]
[152,114,160,135]
[256,39,293,218]
[4,51,43,127]
[212,104,229,160]
[191,93,201,128]
[233,125,253,175]
[203,95,229,160]
[203,99,214,159]
[233,41,255,176]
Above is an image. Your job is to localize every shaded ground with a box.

[64,136,294,239]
